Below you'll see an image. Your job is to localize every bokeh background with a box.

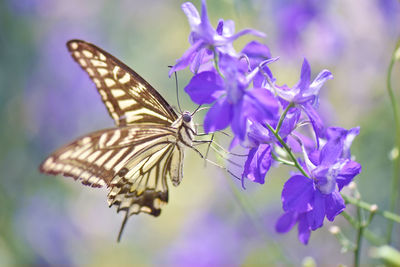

[1,0,400,265]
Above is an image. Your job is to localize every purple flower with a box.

[275,127,361,244]
[185,55,279,140]
[242,144,272,185]
[240,41,276,88]
[169,0,265,76]
[275,59,332,105]
[272,58,333,142]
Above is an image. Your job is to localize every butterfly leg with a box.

[189,145,241,181]
[192,133,246,169]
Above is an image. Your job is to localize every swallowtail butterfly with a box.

[39,40,197,241]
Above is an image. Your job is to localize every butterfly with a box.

[39,39,198,242]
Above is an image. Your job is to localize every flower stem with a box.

[341,211,384,246]
[271,152,295,166]
[342,194,400,223]
[266,121,309,178]
[276,102,294,134]
[354,190,364,267]
[386,39,400,243]
[212,48,224,79]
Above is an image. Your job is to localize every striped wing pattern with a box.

[40,125,182,217]
[66,39,178,127]
[40,40,193,240]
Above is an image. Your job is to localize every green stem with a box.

[271,152,295,166]
[386,39,400,243]
[276,103,294,134]
[266,122,309,178]
[354,194,364,267]
[212,48,224,79]
[342,194,400,223]
[341,211,384,246]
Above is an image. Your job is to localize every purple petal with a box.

[241,40,272,60]
[216,19,224,35]
[200,0,209,28]
[181,2,200,29]
[242,144,272,184]
[277,108,301,138]
[302,103,324,145]
[307,69,333,97]
[342,127,360,159]
[307,190,325,230]
[184,71,225,104]
[312,165,337,194]
[231,100,247,140]
[296,58,311,93]
[221,20,235,36]
[204,98,232,133]
[189,48,208,74]
[169,40,204,76]
[247,121,274,144]
[336,160,361,191]
[282,175,314,213]
[247,88,280,121]
[223,28,266,44]
[308,149,321,166]
[319,129,344,166]
[297,213,311,245]
[275,211,298,233]
[325,191,345,221]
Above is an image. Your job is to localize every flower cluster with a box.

[171,0,361,245]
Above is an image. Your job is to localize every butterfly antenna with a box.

[168,66,183,114]
[117,211,129,242]
[191,104,204,116]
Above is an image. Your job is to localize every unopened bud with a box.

[329,226,340,234]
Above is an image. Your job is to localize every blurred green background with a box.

[1,0,399,265]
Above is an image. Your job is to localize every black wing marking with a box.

[67,39,178,126]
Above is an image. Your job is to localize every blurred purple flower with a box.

[164,214,243,265]
[5,0,50,15]
[377,0,400,23]
[169,0,265,76]
[24,29,107,149]
[15,195,80,265]
[274,0,325,51]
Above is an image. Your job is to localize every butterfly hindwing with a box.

[66,40,178,127]
[40,124,179,190]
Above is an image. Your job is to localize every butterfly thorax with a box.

[171,111,196,147]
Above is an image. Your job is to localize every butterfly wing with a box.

[67,39,178,126]
[40,125,182,216]
[41,40,191,240]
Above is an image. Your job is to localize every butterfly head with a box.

[171,111,196,145]
[182,112,192,123]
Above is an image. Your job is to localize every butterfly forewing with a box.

[67,40,178,127]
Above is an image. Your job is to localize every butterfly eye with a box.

[183,113,191,123]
